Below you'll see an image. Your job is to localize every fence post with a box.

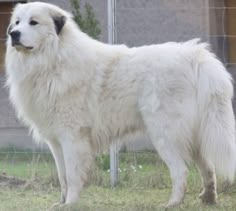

[107,0,116,44]
[110,143,119,187]
[107,0,118,187]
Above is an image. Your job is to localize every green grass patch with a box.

[0,150,236,210]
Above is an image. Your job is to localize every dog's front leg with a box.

[48,140,67,205]
[60,133,93,205]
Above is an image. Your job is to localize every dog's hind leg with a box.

[60,134,93,205]
[143,121,188,208]
[152,137,188,208]
[141,111,188,208]
[195,156,217,204]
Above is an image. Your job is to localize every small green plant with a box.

[95,154,110,171]
[71,0,101,39]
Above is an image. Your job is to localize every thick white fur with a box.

[5,2,236,208]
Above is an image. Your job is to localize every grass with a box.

[0,149,236,211]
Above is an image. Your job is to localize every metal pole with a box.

[108,0,116,44]
[107,0,118,187]
[110,142,118,187]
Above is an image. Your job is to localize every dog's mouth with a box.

[12,41,33,50]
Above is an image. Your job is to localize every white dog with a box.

[5,2,236,209]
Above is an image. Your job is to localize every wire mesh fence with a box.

[0,146,167,188]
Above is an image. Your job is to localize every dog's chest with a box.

[11,80,55,129]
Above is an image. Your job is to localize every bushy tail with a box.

[197,49,236,182]
[199,101,236,182]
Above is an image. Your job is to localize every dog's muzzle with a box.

[10,30,21,46]
[9,30,33,50]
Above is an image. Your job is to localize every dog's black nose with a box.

[10,30,21,42]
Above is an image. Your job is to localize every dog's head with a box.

[7,2,70,52]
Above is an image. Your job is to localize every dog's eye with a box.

[15,20,20,25]
[29,20,39,26]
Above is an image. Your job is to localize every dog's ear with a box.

[53,16,66,35]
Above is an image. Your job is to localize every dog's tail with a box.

[197,46,236,182]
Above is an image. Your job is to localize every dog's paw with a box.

[163,199,184,211]
[49,202,79,211]
[48,202,63,211]
[199,190,217,204]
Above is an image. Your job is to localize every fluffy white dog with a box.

[5,2,236,209]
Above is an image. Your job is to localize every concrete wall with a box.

[0,0,234,151]
[75,0,226,61]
